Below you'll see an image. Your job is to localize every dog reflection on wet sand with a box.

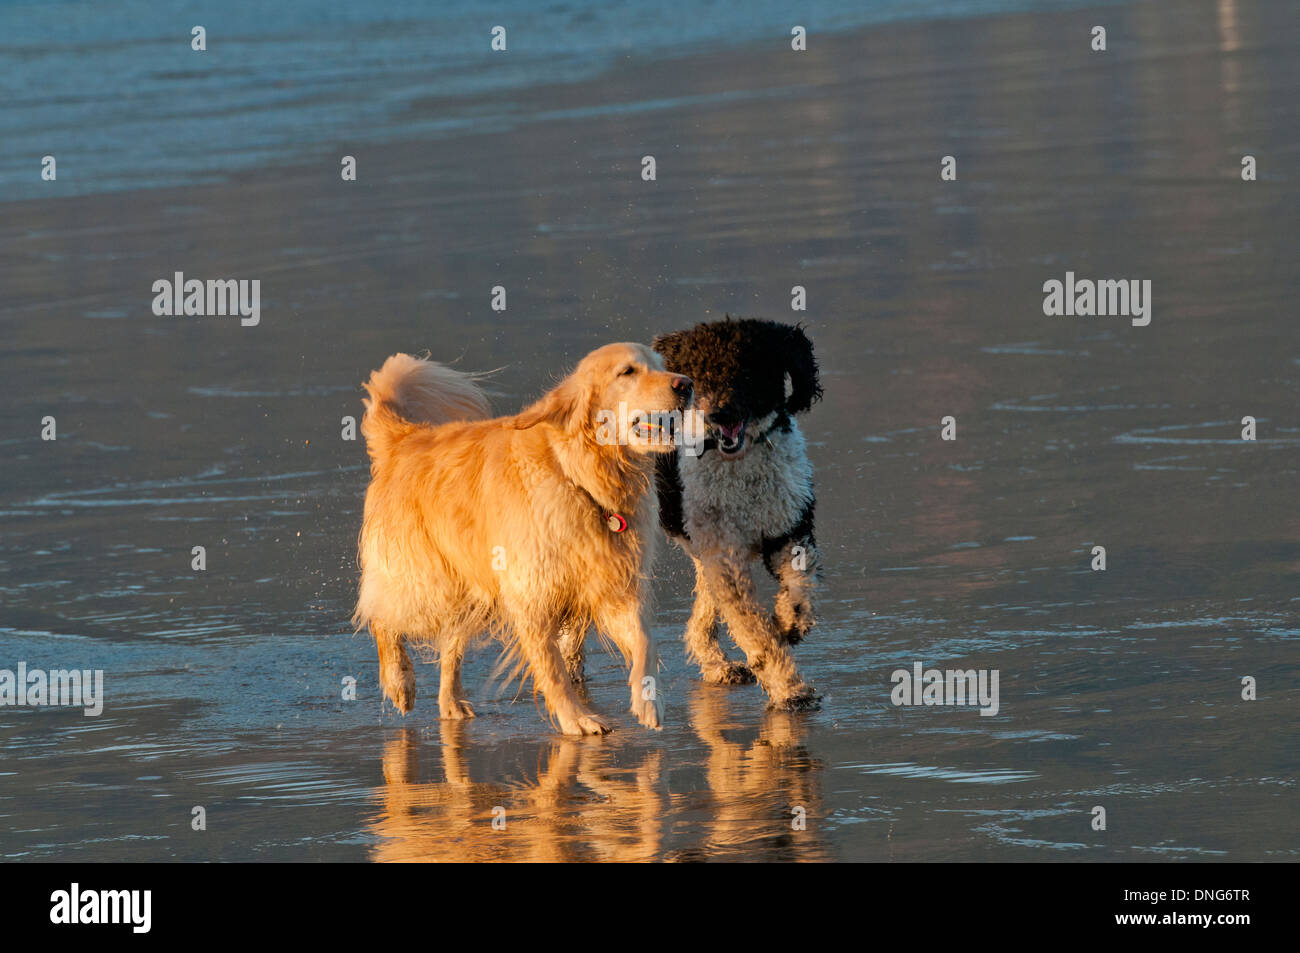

[369,687,826,862]
[373,723,666,862]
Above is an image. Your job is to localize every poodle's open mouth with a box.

[714,421,747,458]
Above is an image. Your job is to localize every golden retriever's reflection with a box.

[370,685,828,862]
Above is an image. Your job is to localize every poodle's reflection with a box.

[370,684,828,862]
[677,687,825,861]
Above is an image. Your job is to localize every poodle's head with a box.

[653,317,821,460]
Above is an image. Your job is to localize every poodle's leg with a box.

[511,609,611,736]
[558,619,587,684]
[685,557,755,685]
[372,621,416,714]
[765,531,821,646]
[593,598,663,730]
[699,557,820,712]
[438,633,476,720]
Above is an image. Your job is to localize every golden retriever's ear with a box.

[514,376,589,431]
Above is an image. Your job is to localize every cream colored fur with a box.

[353,343,686,735]
[675,420,820,707]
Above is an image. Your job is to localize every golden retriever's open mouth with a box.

[631,415,676,443]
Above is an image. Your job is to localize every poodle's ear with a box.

[514,375,589,431]
[781,325,822,414]
[651,330,688,370]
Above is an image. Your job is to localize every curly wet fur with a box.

[354,343,688,735]
[646,317,824,710]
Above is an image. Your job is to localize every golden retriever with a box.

[353,343,692,735]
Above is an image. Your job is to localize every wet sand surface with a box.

[1,0,1297,861]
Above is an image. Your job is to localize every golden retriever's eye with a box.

[619,365,636,376]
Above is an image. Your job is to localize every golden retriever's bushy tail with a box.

[361,353,491,461]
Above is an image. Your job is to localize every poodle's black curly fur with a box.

[652,316,822,430]
[647,316,824,710]
[652,316,821,540]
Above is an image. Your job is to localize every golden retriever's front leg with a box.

[438,639,476,720]
[595,602,664,730]
[514,616,611,736]
[372,621,416,714]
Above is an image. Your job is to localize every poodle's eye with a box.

[619,365,637,377]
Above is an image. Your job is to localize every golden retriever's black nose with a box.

[671,375,692,400]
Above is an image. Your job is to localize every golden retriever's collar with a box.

[567,472,633,534]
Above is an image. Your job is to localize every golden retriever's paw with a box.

[561,713,612,736]
[702,660,756,685]
[630,695,663,731]
[768,685,822,713]
[381,668,416,715]
[439,697,476,720]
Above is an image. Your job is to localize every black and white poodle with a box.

[651,317,823,711]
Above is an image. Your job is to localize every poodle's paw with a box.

[773,601,816,646]
[701,660,757,685]
[768,684,822,713]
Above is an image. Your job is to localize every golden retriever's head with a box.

[515,343,692,454]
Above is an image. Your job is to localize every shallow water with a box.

[1,0,1297,861]
[0,0,1125,199]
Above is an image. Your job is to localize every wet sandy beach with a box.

[1,0,1297,861]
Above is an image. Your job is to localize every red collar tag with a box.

[605,512,628,533]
